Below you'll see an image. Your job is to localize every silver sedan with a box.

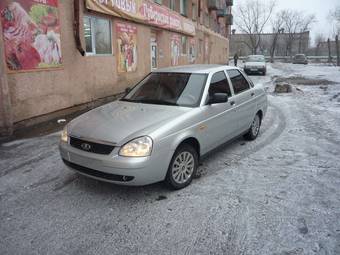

[59,65,267,189]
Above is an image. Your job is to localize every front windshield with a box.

[121,72,207,107]
[246,56,265,62]
[295,54,305,59]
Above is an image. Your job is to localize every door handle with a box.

[230,101,235,106]
[251,92,255,96]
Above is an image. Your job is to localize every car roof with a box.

[153,64,238,74]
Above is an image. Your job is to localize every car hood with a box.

[68,101,190,145]
[245,62,266,67]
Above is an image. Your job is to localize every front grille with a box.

[63,159,134,182]
[69,137,114,155]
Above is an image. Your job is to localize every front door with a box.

[150,41,157,70]
[198,71,239,154]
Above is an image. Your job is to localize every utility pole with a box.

[336,35,340,66]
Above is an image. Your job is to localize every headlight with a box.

[119,136,153,157]
[61,126,68,143]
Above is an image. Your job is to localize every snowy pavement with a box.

[1,63,340,255]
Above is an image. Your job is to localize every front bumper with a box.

[244,67,266,73]
[59,141,173,186]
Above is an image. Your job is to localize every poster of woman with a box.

[0,0,62,71]
[171,34,180,66]
[116,22,137,73]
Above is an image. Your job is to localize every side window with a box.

[227,69,250,94]
[209,71,232,97]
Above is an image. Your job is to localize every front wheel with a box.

[165,144,198,190]
[244,114,261,140]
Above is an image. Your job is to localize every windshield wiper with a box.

[120,98,134,102]
[134,99,178,106]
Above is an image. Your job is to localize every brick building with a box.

[0,0,233,136]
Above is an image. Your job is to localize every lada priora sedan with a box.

[243,55,267,75]
[59,65,267,189]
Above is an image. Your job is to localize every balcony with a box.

[225,14,233,25]
[226,0,234,6]
[216,9,228,17]
[208,0,221,10]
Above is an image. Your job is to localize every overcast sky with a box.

[232,0,339,45]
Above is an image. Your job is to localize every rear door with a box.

[226,69,257,133]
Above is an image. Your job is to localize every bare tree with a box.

[280,10,316,57]
[234,0,276,54]
[328,6,340,37]
[269,12,284,62]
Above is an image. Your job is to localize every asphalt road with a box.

[1,63,340,255]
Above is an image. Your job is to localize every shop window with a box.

[169,0,175,10]
[192,2,197,21]
[84,16,112,55]
[204,12,209,27]
[199,39,203,55]
[180,0,187,16]
[181,36,187,55]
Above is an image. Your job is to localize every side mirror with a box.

[208,93,228,104]
[125,87,131,95]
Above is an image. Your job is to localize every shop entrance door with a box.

[150,41,157,70]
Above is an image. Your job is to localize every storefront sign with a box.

[116,22,137,73]
[170,34,180,66]
[0,0,62,71]
[85,0,195,36]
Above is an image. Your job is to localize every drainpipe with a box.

[0,27,13,137]
[74,0,85,56]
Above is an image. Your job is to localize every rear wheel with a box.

[165,144,198,190]
[244,114,261,140]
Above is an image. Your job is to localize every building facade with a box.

[230,31,310,57]
[0,0,233,136]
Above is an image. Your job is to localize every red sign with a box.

[85,0,195,36]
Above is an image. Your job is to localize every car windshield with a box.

[121,72,207,107]
[246,56,265,62]
[295,54,305,59]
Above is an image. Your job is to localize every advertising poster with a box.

[205,37,209,61]
[189,38,196,64]
[170,34,180,66]
[0,0,62,72]
[117,22,137,73]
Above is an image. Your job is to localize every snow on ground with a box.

[0,63,340,255]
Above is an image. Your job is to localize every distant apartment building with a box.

[0,0,233,136]
[230,31,310,57]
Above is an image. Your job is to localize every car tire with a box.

[165,144,198,190]
[263,70,266,75]
[244,113,261,141]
